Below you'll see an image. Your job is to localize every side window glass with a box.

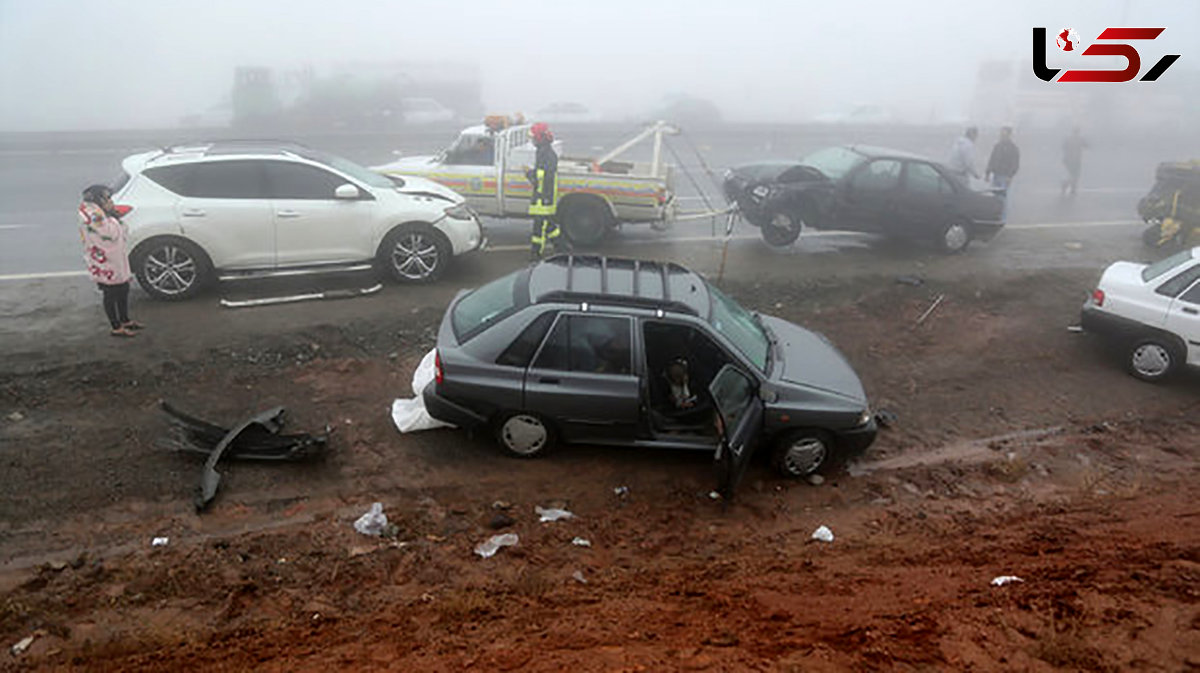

[142,165,194,195]
[532,315,632,374]
[905,162,946,195]
[497,311,556,367]
[1178,280,1200,305]
[187,161,264,199]
[851,160,902,192]
[709,366,755,433]
[264,161,348,199]
[1155,264,1200,298]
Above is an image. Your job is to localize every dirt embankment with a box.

[2,269,1197,670]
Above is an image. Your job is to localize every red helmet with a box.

[530,122,553,144]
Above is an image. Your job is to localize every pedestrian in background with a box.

[79,184,142,337]
[947,126,979,179]
[1061,127,1089,198]
[985,125,1020,220]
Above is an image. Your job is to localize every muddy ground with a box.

[1,268,1198,671]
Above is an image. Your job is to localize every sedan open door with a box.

[709,364,764,498]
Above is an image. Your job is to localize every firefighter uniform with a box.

[527,126,564,258]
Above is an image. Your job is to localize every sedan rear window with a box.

[452,272,519,341]
[1142,249,1193,282]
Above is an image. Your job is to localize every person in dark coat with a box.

[985,125,1020,220]
[1061,127,1089,197]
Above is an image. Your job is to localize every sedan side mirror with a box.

[335,184,361,200]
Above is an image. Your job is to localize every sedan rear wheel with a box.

[1127,337,1178,382]
[939,222,971,253]
[134,237,209,300]
[496,412,555,458]
[761,211,802,247]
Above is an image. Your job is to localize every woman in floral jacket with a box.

[79,184,141,337]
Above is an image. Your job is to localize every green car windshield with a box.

[706,282,769,371]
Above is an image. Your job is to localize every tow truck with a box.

[372,120,686,246]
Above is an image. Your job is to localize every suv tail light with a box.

[112,204,133,217]
[1091,289,1105,306]
[434,350,443,384]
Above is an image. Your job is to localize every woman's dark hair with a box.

[82,184,112,204]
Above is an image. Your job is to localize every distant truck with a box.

[372,121,678,245]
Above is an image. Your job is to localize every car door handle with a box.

[276,210,301,218]
[538,377,560,384]
[181,209,206,217]
[1183,307,1198,315]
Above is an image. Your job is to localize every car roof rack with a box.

[531,254,707,316]
[537,290,700,316]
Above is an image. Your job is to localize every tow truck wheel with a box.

[761,211,802,247]
[558,199,611,247]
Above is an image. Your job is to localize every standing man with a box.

[527,122,565,259]
[985,125,1020,220]
[947,126,980,180]
[1061,127,1089,198]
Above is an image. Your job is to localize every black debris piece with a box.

[895,275,925,287]
[159,401,328,512]
[874,409,899,428]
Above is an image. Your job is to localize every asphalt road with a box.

[0,121,1184,359]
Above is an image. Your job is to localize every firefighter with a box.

[527,122,566,258]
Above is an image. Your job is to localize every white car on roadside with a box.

[112,142,485,299]
[1080,247,1200,381]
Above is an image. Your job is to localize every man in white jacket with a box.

[947,126,979,179]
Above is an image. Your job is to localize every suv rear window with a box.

[452,272,519,341]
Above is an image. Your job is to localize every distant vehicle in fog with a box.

[813,105,897,126]
[724,145,1005,252]
[401,98,456,125]
[535,102,602,124]
[111,142,484,299]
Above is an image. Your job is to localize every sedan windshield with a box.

[800,146,865,180]
[706,282,769,371]
[1142,248,1195,282]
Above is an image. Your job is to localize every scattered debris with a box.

[492,500,513,510]
[219,283,383,308]
[159,401,328,512]
[811,525,835,543]
[708,491,722,500]
[807,474,825,486]
[10,633,38,656]
[151,537,169,548]
[572,537,592,547]
[874,409,899,428]
[475,533,519,558]
[1066,325,1084,333]
[536,505,575,522]
[571,570,588,584]
[916,294,946,325]
[613,486,630,497]
[895,275,924,286]
[46,560,68,572]
[991,575,1024,587]
[1064,241,1084,251]
[7,411,24,422]
[354,503,388,537]
[488,513,516,530]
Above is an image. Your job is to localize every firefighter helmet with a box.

[530,122,553,144]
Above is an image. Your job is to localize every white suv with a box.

[1081,247,1200,381]
[112,142,485,299]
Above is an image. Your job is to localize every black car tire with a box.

[771,430,832,477]
[494,412,557,458]
[939,221,972,254]
[132,236,212,301]
[1126,336,1180,382]
[380,224,450,283]
[761,211,802,247]
[558,198,612,247]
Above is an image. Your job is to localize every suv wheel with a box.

[133,237,210,300]
[771,430,831,477]
[382,224,449,283]
[762,211,802,247]
[495,412,555,458]
[1127,337,1179,382]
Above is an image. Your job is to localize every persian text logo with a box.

[1032,27,1180,82]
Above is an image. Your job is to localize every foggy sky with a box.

[0,0,1196,131]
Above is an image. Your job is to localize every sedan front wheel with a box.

[761,211,802,247]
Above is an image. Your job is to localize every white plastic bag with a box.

[475,533,519,558]
[354,502,388,536]
[390,348,454,433]
[536,505,575,522]
[811,525,835,543]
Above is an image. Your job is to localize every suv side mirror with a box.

[335,184,361,200]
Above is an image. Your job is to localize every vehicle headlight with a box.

[858,408,872,426]
[751,185,770,199]
[444,203,474,220]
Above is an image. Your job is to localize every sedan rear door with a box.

[893,161,957,239]
[709,364,764,498]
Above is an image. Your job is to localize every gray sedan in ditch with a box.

[423,255,877,494]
